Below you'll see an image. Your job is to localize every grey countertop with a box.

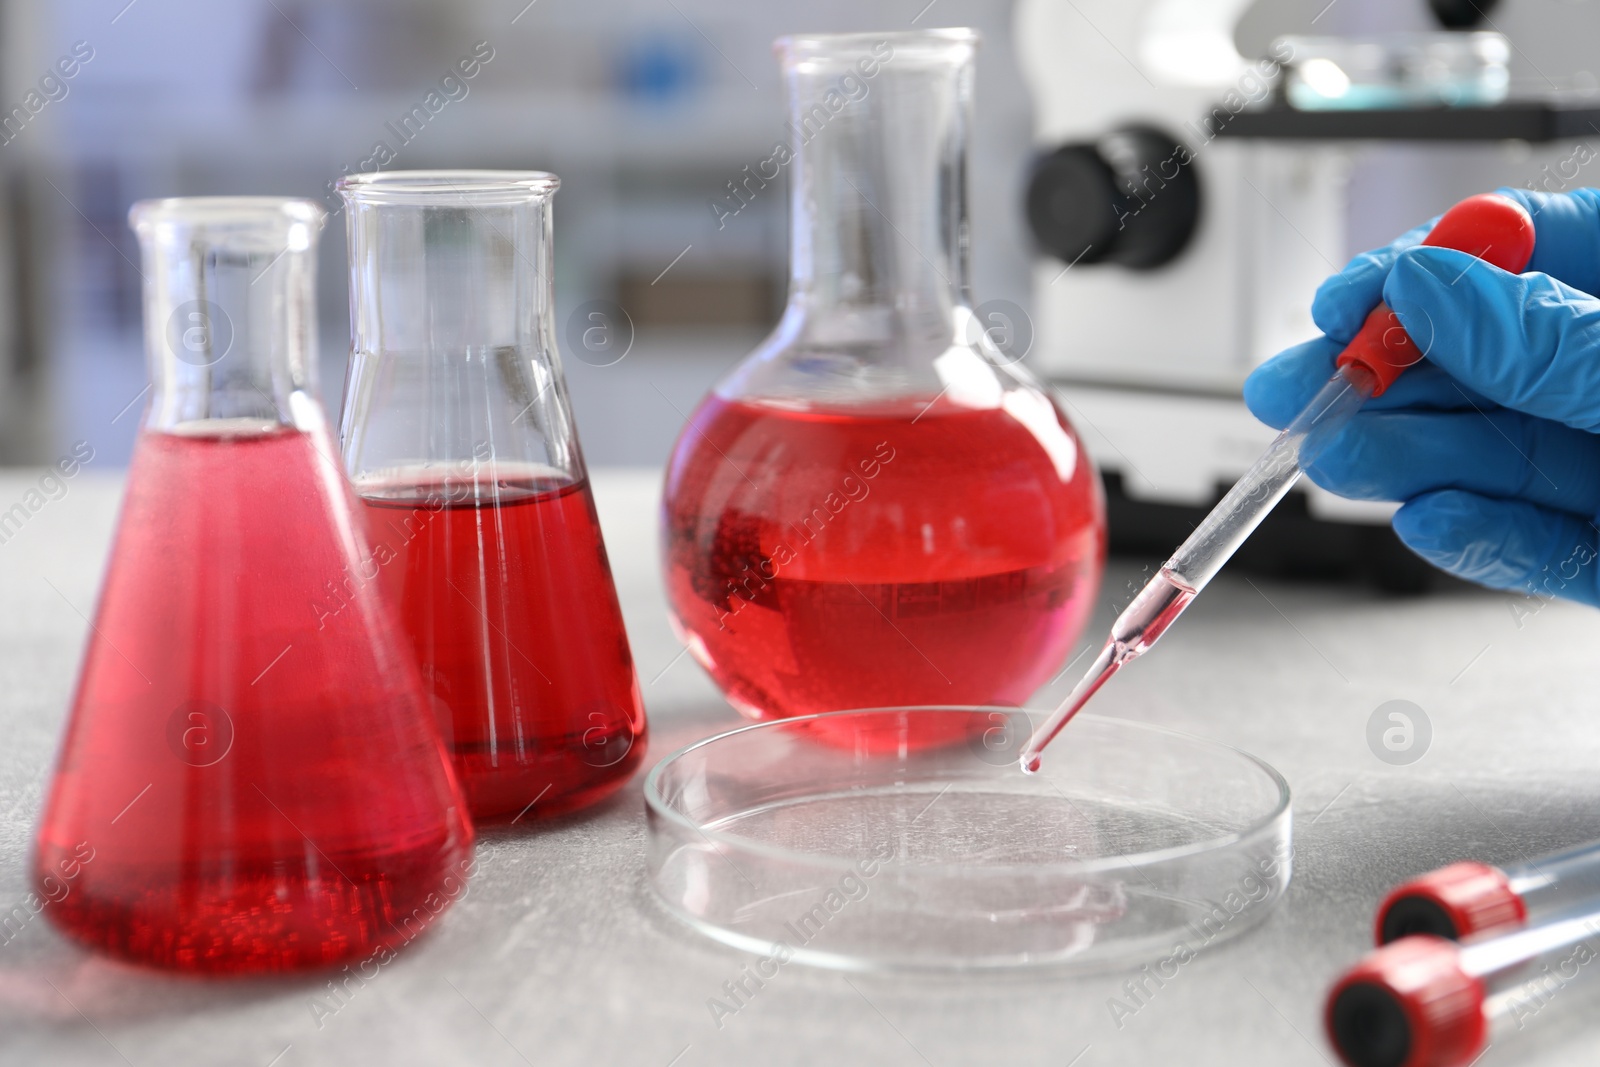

[3,467,1599,1066]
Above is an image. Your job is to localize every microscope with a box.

[1015,0,1600,589]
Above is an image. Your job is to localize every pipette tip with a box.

[1015,640,1124,775]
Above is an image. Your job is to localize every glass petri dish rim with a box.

[1274,30,1510,56]
[643,706,1292,878]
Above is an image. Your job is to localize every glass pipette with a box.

[1019,193,1538,774]
[1017,360,1377,771]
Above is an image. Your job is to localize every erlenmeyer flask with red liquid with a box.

[337,171,646,822]
[33,198,474,973]
[662,29,1107,743]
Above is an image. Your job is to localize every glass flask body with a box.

[338,172,646,823]
[662,30,1106,728]
[33,199,474,973]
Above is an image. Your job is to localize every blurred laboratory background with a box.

[0,0,1036,469]
[2,0,1599,585]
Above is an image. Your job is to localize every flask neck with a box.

[336,172,577,497]
[130,198,326,434]
[342,179,558,367]
[780,31,976,351]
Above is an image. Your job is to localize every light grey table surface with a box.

[2,466,1599,1067]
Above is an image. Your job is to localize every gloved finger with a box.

[1298,408,1600,517]
[1308,188,1600,345]
[1311,219,1433,344]
[1243,338,1342,429]
[1491,187,1600,296]
[1392,489,1600,607]
[1385,246,1600,433]
[1243,336,1496,431]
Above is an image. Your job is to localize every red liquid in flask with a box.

[34,429,474,974]
[663,394,1106,740]
[360,473,646,822]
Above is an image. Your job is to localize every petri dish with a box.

[1275,32,1510,111]
[644,707,1291,972]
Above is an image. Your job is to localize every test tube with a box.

[1327,905,1600,1067]
[1377,841,1600,945]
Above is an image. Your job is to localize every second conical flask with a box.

[33,198,474,974]
[337,171,647,823]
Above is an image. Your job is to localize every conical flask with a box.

[662,30,1107,727]
[33,198,474,974]
[336,171,646,822]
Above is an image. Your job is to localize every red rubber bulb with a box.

[1336,193,1537,396]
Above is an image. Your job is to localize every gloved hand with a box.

[1242,187,1600,605]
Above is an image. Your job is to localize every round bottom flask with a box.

[663,30,1106,730]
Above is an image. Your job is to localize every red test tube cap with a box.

[1337,193,1536,396]
[1326,936,1487,1067]
[1376,861,1526,946]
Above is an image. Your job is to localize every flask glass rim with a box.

[337,170,561,207]
[128,197,325,246]
[774,27,979,65]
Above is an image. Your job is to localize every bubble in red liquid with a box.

[361,478,646,821]
[34,429,473,974]
[663,394,1106,751]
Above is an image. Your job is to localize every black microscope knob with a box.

[1024,143,1122,267]
[1428,0,1500,30]
[1025,124,1200,272]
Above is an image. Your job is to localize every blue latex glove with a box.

[1242,187,1600,605]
